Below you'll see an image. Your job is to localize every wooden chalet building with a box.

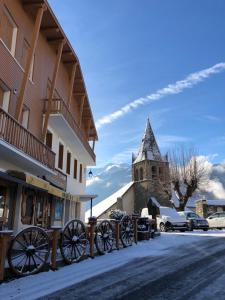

[0,0,98,231]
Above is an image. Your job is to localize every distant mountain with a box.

[86,161,225,209]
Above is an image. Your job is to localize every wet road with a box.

[40,237,225,300]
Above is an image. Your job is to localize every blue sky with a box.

[49,0,225,167]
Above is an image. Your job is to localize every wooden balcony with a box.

[43,98,96,163]
[0,108,55,171]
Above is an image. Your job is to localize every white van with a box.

[141,206,188,232]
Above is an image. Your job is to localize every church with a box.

[86,118,172,220]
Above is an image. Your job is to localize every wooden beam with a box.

[42,40,65,141]
[47,37,64,43]
[73,92,85,96]
[79,95,85,128]
[41,26,59,32]
[86,119,92,139]
[67,62,77,108]
[15,4,47,121]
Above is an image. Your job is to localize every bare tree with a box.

[169,147,207,211]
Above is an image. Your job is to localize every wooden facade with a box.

[0,0,98,231]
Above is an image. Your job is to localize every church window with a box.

[151,166,157,179]
[159,167,163,180]
[140,168,143,180]
[135,169,139,181]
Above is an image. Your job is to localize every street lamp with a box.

[88,169,93,216]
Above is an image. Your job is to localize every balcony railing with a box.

[43,98,96,162]
[0,108,55,171]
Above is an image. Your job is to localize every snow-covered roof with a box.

[134,118,163,163]
[85,182,134,222]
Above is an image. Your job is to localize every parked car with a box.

[206,212,225,229]
[178,211,209,231]
[141,206,188,232]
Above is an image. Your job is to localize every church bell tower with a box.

[132,118,172,213]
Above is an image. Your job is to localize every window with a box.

[140,168,143,180]
[21,189,35,225]
[74,159,77,179]
[151,166,157,179]
[159,167,163,180]
[54,199,63,220]
[135,169,139,181]
[21,105,30,129]
[0,7,17,56]
[58,143,64,170]
[66,151,71,175]
[46,130,53,149]
[20,39,35,81]
[0,82,10,112]
[79,164,83,183]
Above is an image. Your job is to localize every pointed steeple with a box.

[134,118,162,163]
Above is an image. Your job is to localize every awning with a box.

[48,185,64,198]
[7,170,49,191]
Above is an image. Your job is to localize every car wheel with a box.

[180,229,186,232]
[188,223,193,231]
[203,229,208,231]
[160,223,167,232]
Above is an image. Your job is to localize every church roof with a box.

[133,118,163,163]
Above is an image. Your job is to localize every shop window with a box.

[74,159,77,179]
[46,130,53,149]
[0,7,18,56]
[21,105,30,129]
[54,199,63,220]
[152,166,157,179]
[58,143,64,170]
[35,195,44,226]
[140,168,143,180]
[66,151,71,175]
[21,189,34,225]
[79,164,83,183]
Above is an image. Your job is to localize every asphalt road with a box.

[40,237,225,300]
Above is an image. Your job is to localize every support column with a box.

[15,4,46,121]
[67,62,77,108]
[42,40,65,141]
[79,95,85,128]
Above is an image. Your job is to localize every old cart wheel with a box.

[120,215,134,247]
[60,219,88,264]
[95,220,114,254]
[8,227,50,277]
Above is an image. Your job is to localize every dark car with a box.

[178,211,209,231]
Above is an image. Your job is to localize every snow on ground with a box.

[1,231,225,300]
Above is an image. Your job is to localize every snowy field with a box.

[1,230,225,300]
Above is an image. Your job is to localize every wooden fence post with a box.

[0,230,13,282]
[51,227,61,270]
[88,217,97,258]
[132,215,138,244]
[115,221,120,250]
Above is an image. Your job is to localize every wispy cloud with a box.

[96,62,225,129]
[204,115,221,122]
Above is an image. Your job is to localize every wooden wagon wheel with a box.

[60,219,88,264]
[120,215,134,247]
[8,226,50,276]
[95,220,114,254]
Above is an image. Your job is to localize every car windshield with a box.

[188,213,200,218]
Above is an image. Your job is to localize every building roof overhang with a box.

[21,0,98,141]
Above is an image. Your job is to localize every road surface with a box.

[39,236,225,300]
